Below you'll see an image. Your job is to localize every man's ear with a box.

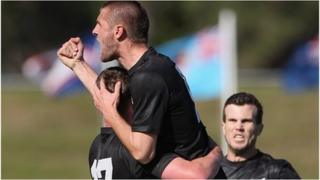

[113,25,126,41]
[222,121,226,136]
[256,124,264,136]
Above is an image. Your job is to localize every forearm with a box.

[192,146,222,178]
[162,157,207,179]
[161,146,222,179]
[105,109,156,164]
[72,61,98,97]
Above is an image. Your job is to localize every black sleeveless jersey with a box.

[128,47,217,177]
[221,150,300,179]
[88,127,154,179]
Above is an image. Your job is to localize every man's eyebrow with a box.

[241,118,254,122]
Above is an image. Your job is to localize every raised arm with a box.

[57,37,157,164]
[57,37,98,97]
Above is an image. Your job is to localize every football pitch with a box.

[2,86,318,178]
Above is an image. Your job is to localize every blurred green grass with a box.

[2,86,318,178]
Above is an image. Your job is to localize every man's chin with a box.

[101,53,118,62]
[230,145,246,154]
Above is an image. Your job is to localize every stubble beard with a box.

[100,38,119,62]
[229,139,257,157]
[101,51,117,62]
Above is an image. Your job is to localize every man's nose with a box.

[235,122,244,131]
[92,26,98,37]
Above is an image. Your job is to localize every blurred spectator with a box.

[283,36,319,92]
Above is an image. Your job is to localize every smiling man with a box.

[221,92,300,179]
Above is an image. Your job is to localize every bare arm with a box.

[57,37,97,97]
[161,146,222,179]
[57,37,157,163]
[94,81,157,164]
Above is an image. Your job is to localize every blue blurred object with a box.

[23,27,223,100]
[156,26,221,101]
[22,33,101,98]
[283,36,319,92]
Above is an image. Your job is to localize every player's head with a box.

[101,1,149,44]
[92,1,149,62]
[223,92,263,124]
[96,66,131,118]
[222,92,264,155]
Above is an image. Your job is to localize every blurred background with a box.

[2,1,318,179]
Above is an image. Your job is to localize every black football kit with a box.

[88,128,223,179]
[89,127,153,179]
[221,150,300,179]
[89,47,226,179]
[128,47,224,178]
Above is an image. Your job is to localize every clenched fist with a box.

[57,37,84,69]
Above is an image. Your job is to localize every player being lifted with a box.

[58,1,225,178]
[89,67,222,178]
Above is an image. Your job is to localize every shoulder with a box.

[142,48,176,74]
[130,71,168,92]
[149,47,174,64]
[89,134,102,149]
[131,71,164,83]
[259,151,300,179]
[259,151,289,167]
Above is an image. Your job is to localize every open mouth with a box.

[234,134,244,141]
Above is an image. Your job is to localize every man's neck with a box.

[226,148,258,162]
[117,42,149,70]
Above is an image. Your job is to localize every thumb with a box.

[74,38,84,60]
[78,39,84,51]
[114,81,122,96]
[72,37,83,50]
[114,81,122,106]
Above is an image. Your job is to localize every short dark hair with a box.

[96,66,130,102]
[101,1,149,44]
[223,92,263,124]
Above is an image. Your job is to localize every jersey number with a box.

[91,158,113,180]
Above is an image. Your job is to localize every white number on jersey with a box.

[91,158,113,180]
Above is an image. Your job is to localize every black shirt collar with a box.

[223,149,263,166]
[128,47,156,76]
